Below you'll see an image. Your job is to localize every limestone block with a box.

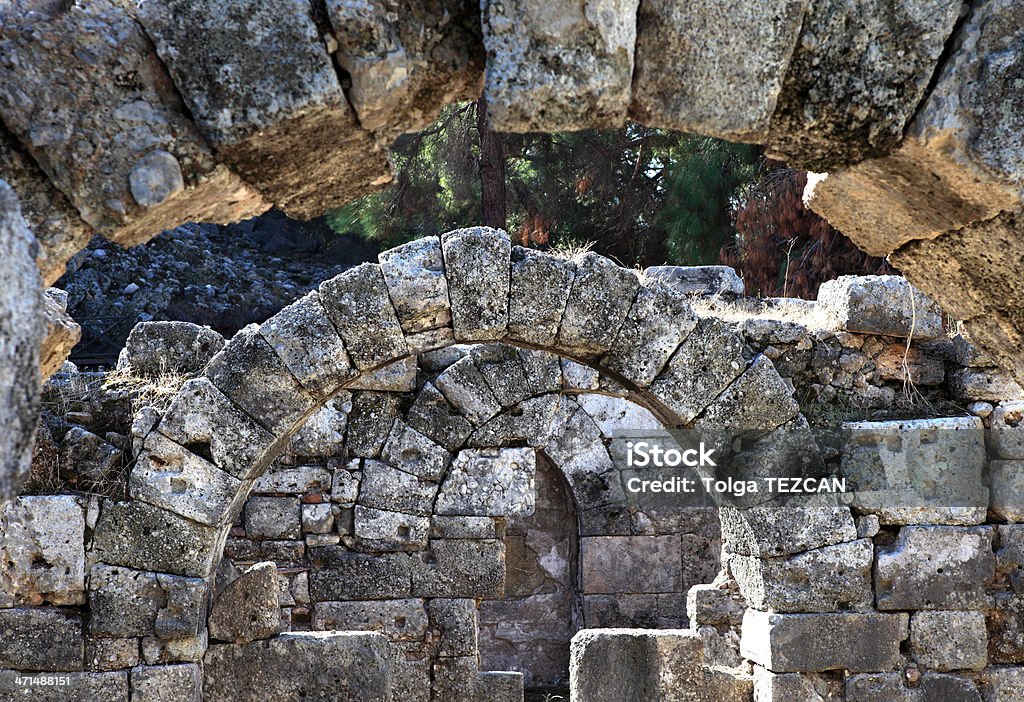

[0,1,266,244]
[581,536,681,594]
[0,496,85,607]
[846,672,983,702]
[873,343,945,386]
[359,459,438,517]
[0,607,83,671]
[206,325,317,435]
[467,394,562,448]
[518,348,564,393]
[839,417,988,525]
[259,292,354,398]
[719,498,857,557]
[729,539,874,613]
[331,462,360,506]
[346,392,402,458]
[131,664,201,702]
[287,395,351,458]
[686,583,746,628]
[59,425,123,483]
[753,667,844,702]
[379,420,451,481]
[435,357,503,425]
[817,276,944,339]
[910,610,987,671]
[313,599,428,641]
[302,504,334,534]
[477,671,524,702]
[991,402,1024,459]
[644,265,745,297]
[93,500,220,577]
[308,548,413,600]
[602,279,698,388]
[436,448,536,517]
[378,237,451,335]
[40,289,81,381]
[441,227,511,341]
[157,378,276,481]
[996,525,1024,595]
[319,263,408,371]
[347,358,418,393]
[650,318,753,424]
[740,609,908,673]
[556,252,640,356]
[89,564,205,640]
[984,667,1024,702]
[766,0,961,169]
[991,461,1024,522]
[130,432,242,527]
[432,655,478,702]
[118,322,224,377]
[203,631,391,702]
[245,497,300,540]
[412,539,505,598]
[507,247,575,346]
[86,638,140,672]
[429,516,502,540]
[482,0,637,132]
[406,382,474,452]
[950,367,1024,403]
[470,344,532,407]
[0,670,127,701]
[354,506,430,551]
[631,0,807,141]
[208,562,281,644]
[140,631,207,665]
[429,599,478,658]
[875,526,995,610]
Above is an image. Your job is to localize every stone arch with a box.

[83,227,832,695]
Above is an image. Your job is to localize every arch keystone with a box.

[441,227,511,341]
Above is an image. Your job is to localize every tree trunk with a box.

[476,96,507,231]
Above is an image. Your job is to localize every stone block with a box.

[435,448,536,517]
[58,426,123,484]
[467,394,562,449]
[89,564,205,640]
[354,506,430,551]
[910,610,987,671]
[950,368,1024,403]
[817,276,944,339]
[991,460,1024,522]
[985,593,1024,664]
[359,459,438,517]
[581,536,682,594]
[379,420,451,481]
[719,498,857,557]
[140,631,207,665]
[378,237,451,334]
[331,462,360,506]
[255,465,333,495]
[302,504,334,534]
[0,496,85,607]
[441,227,511,341]
[346,392,402,458]
[130,664,201,702]
[518,348,564,392]
[429,516,502,540]
[319,264,408,371]
[413,540,505,598]
[562,358,600,391]
[203,631,391,702]
[118,321,224,377]
[729,539,874,613]
[631,0,806,141]
[992,402,1024,459]
[429,599,478,658]
[0,670,127,701]
[208,562,280,644]
[477,671,524,702]
[245,497,301,540]
[470,343,532,407]
[482,0,637,132]
[92,500,220,578]
[996,525,1024,594]
[0,608,83,671]
[556,252,640,356]
[86,637,140,671]
[313,599,428,641]
[875,526,995,610]
[840,416,988,525]
[984,667,1024,702]
[644,265,745,297]
[308,548,413,600]
[686,583,746,628]
[284,392,350,455]
[740,610,908,673]
[346,357,417,392]
[431,655,478,702]
[406,382,474,452]
[157,378,276,481]
[753,667,844,702]
[507,247,575,346]
[434,357,503,425]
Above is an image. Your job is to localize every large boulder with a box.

[117,321,225,377]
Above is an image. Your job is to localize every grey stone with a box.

[644,266,745,297]
[58,426,123,483]
[436,448,536,517]
[431,655,478,702]
[379,420,451,481]
[359,459,438,517]
[413,539,505,598]
[157,377,276,480]
[441,227,511,341]
[313,598,428,641]
[470,344,532,407]
[983,667,1024,702]
[991,402,1024,459]
[128,149,183,208]
[288,394,351,457]
[719,498,857,557]
[259,292,354,398]
[308,548,413,600]
[39,287,82,381]
[346,357,417,392]
[206,324,317,435]
[556,252,640,356]
[518,348,564,393]
[996,525,1024,594]
[429,516,502,540]
[208,562,281,644]
[140,631,207,665]
[92,500,220,577]
[507,247,575,345]
[562,358,600,391]
[752,667,844,702]
[990,460,1024,522]
[354,506,430,551]
[0,496,85,607]
[875,526,995,610]
[686,583,746,628]
[844,673,917,702]
[118,321,224,376]
[477,671,524,701]
[581,536,682,594]
[331,461,360,506]
[950,368,1024,403]
[434,357,503,425]
[406,382,474,452]
[378,236,451,334]
[203,631,391,702]
[467,394,562,448]
[346,392,402,458]
[741,610,908,673]
[131,664,201,702]
[921,673,983,702]
[0,608,83,671]
[255,465,333,495]
[631,0,806,141]
[319,264,409,370]
[89,564,205,639]
[245,497,301,540]
[482,0,637,132]
[429,599,478,657]
[910,610,987,671]
[817,276,944,339]
[86,638,140,671]
[0,670,127,701]
[302,504,334,534]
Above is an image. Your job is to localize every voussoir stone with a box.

[346,392,402,458]
[379,420,451,481]
[117,321,225,377]
[441,227,511,341]
[507,246,575,346]
[208,562,281,644]
[557,252,640,357]
[378,236,451,335]
[435,356,503,425]
[406,382,474,452]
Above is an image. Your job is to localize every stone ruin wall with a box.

[3,229,1024,700]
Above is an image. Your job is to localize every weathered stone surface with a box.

[429,599,478,657]
[470,344,532,407]
[817,276,944,339]
[86,637,140,671]
[436,448,536,517]
[631,0,806,141]
[40,288,80,381]
[406,382,474,452]
[0,608,83,671]
[687,582,746,628]
[259,292,353,398]
[435,357,503,425]
[308,548,413,600]
[203,631,391,702]
[140,630,208,665]
[0,496,85,607]
[359,459,438,517]
[581,536,681,594]
[482,0,637,132]
[729,539,873,613]
[354,506,430,551]
[644,265,745,297]
[319,264,408,371]
[873,343,945,386]
[991,460,1024,522]
[467,394,561,448]
[0,670,127,701]
[995,525,1024,595]
[58,425,123,484]
[93,500,220,577]
[720,498,856,557]
[287,394,351,458]
[557,252,640,356]
[441,227,510,341]
[846,672,984,702]
[313,598,428,641]
[507,246,575,346]
[346,392,402,458]
[347,357,417,392]
[137,0,388,218]
[753,667,844,702]
[131,664,201,702]
[245,497,301,540]
[430,516,501,540]
[206,324,317,435]
[875,526,995,610]
[950,367,1024,403]
[118,321,224,377]
[379,420,451,481]
[378,236,451,335]
[208,562,281,644]
[910,610,987,671]
[840,416,988,525]
[413,539,505,598]
[302,503,334,534]
[991,402,1024,459]
[741,610,908,673]
[983,666,1024,701]
[89,564,165,638]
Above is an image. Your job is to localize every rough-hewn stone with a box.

[0,670,127,701]
[319,264,409,371]
[208,562,281,644]
[644,265,745,297]
[346,392,402,458]
[910,610,987,671]
[354,506,430,551]
[308,548,413,600]
[245,497,301,541]
[557,252,640,356]
[0,608,83,671]
[378,236,451,335]
[379,420,451,481]
[581,536,681,594]
[507,247,575,346]
[720,498,856,558]
[313,598,428,641]
[40,289,80,380]
[434,357,503,425]
[817,276,944,339]
[0,496,85,607]
[441,227,511,341]
[412,539,505,598]
[406,382,474,452]
[436,448,536,517]
[118,321,224,377]
[359,459,438,517]
[131,664,201,702]
[990,460,1024,522]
